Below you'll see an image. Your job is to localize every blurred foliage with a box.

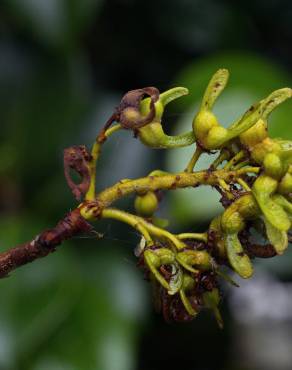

[1,0,292,369]
[0,215,147,370]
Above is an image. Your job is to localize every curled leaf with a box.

[64,145,92,201]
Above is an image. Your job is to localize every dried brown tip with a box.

[64,145,92,201]
[118,87,159,129]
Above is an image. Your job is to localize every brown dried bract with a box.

[118,87,159,129]
[160,287,201,323]
[64,145,92,201]
[239,227,277,258]
[97,87,160,143]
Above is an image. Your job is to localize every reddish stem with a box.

[0,208,92,278]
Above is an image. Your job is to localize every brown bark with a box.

[0,208,92,278]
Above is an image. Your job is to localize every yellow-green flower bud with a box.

[278,172,292,194]
[221,208,244,234]
[144,248,176,291]
[239,118,268,148]
[138,121,168,148]
[135,191,158,217]
[137,87,195,149]
[253,175,290,231]
[204,126,228,150]
[263,153,283,179]
[192,111,220,148]
[176,250,212,273]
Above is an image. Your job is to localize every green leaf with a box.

[225,233,253,279]
[159,87,189,107]
[200,68,229,111]
[273,194,292,214]
[253,176,290,231]
[225,88,292,142]
[263,217,288,255]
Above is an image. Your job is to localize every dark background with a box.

[1,1,292,369]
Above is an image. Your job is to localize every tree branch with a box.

[0,208,92,277]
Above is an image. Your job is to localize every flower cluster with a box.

[90,69,291,326]
[2,69,292,328]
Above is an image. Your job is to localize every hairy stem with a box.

[94,167,259,208]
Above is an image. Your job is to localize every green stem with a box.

[185,146,202,173]
[100,208,186,250]
[95,167,259,207]
[210,149,230,169]
[155,131,196,148]
[233,160,250,170]
[101,208,153,245]
[177,233,208,243]
[237,178,251,192]
[224,150,245,170]
[86,124,122,200]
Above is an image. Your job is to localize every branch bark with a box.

[0,208,92,277]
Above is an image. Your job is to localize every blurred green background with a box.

[2,1,292,369]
